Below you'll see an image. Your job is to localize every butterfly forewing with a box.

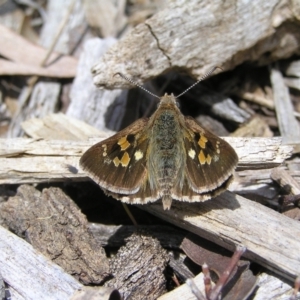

[182,117,238,194]
[80,118,149,194]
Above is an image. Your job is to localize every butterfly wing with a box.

[172,116,238,201]
[105,178,160,205]
[80,118,151,195]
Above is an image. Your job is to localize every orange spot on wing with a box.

[113,152,131,167]
[113,157,120,167]
[198,150,206,165]
[201,135,208,143]
[198,135,207,149]
[120,152,130,166]
[206,154,212,165]
[118,136,130,151]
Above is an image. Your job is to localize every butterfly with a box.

[80,73,238,210]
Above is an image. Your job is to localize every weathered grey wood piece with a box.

[0,185,110,285]
[39,0,87,55]
[253,273,298,300]
[92,0,300,89]
[189,85,251,124]
[141,191,300,283]
[231,116,273,138]
[0,4,26,33]
[0,225,82,300]
[168,252,195,281]
[270,68,300,145]
[158,273,207,300]
[83,0,127,37]
[66,38,126,131]
[271,167,300,195]
[22,113,105,140]
[7,82,61,138]
[0,224,119,300]
[284,77,300,92]
[0,272,5,300]
[0,23,78,77]
[159,272,298,300]
[285,59,300,77]
[0,137,293,184]
[104,233,168,300]
[70,286,121,300]
[209,98,251,124]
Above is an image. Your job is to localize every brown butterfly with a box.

[80,71,238,210]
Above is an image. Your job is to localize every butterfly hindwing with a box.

[80,118,150,194]
[105,177,160,205]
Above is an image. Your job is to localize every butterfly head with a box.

[158,93,180,109]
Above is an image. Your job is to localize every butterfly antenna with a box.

[114,72,161,99]
[175,66,222,98]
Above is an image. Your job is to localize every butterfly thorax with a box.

[147,94,185,209]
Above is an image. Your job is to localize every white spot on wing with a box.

[102,144,107,157]
[188,148,196,159]
[134,150,143,161]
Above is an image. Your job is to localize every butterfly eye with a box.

[175,101,180,108]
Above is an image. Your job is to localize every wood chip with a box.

[92,0,300,89]
[71,286,121,300]
[253,273,298,300]
[158,273,206,300]
[195,115,229,136]
[141,191,300,282]
[231,116,273,137]
[0,272,4,300]
[271,167,300,195]
[0,225,82,299]
[284,77,300,91]
[270,68,300,145]
[104,232,169,299]
[0,184,110,284]
[0,24,77,77]
[22,113,104,141]
[8,82,61,138]
[39,0,86,55]
[66,38,126,131]
[238,91,274,110]
[285,59,300,77]
[82,0,127,37]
